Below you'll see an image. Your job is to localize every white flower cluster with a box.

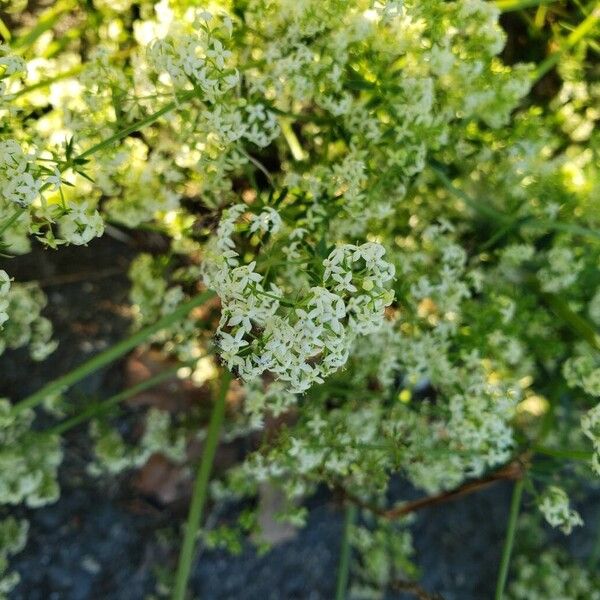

[447,383,517,478]
[538,247,583,293]
[129,253,169,326]
[0,140,42,208]
[349,518,415,599]
[243,380,297,429]
[203,204,395,393]
[383,358,520,494]
[509,548,600,600]
[538,486,583,535]
[0,282,57,361]
[88,408,186,476]
[408,234,471,331]
[147,11,238,100]
[581,402,600,475]
[0,43,26,108]
[563,352,600,397]
[0,137,102,254]
[0,44,26,79]
[96,140,181,228]
[58,202,104,246]
[0,400,62,508]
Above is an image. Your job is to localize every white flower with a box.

[3,173,39,207]
[538,486,583,535]
[206,40,231,70]
[249,207,282,235]
[0,46,26,76]
[0,270,10,296]
[246,104,267,122]
[58,204,104,245]
[219,329,248,354]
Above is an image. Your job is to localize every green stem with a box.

[12,65,84,99]
[12,290,215,416]
[45,361,196,436]
[533,3,600,81]
[172,369,232,600]
[74,89,196,162]
[537,288,599,351]
[0,17,11,42]
[0,207,25,238]
[430,162,600,242]
[495,0,559,10]
[335,503,357,600]
[533,445,594,461]
[12,0,76,52]
[429,163,510,223]
[494,478,525,600]
[280,118,306,161]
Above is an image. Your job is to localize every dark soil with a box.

[2,236,599,600]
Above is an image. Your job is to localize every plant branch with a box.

[172,369,232,600]
[494,478,526,600]
[12,290,215,416]
[44,360,199,436]
[335,503,357,600]
[390,579,445,600]
[338,456,528,520]
[533,3,600,81]
[495,0,559,10]
[74,89,197,162]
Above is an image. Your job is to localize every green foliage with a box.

[0,399,61,508]
[0,0,599,596]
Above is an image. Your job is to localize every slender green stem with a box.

[45,361,196,436]
[537,288,600,351]
[75,89,196,162]
[335,503,357,600]
[533,445,594,461]
[172,369,232,600]
[0,17,11,42]
[588,524,600,569]
[526,219,600,241]
[0,207,25,238]
[533,3,600,81]
[12,290,215,416]
[429,164,510,223]
[495,478,525,600]
[12,65,84,99]
[11,0,76,52]
[280,118,306,161]
[495,0,559,10]
[430,162,600,242]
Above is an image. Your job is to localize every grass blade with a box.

[335,503,358,600]
[494,478,525,600]
[45,361,196,436]
[533,4,600,81]
[12,290,215,416]
[172,369,232,600]
[495,0,559,10]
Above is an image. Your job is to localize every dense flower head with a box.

[202,203,395,392]
[538,486,583,535]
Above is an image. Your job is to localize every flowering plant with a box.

[0,0,599,597]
